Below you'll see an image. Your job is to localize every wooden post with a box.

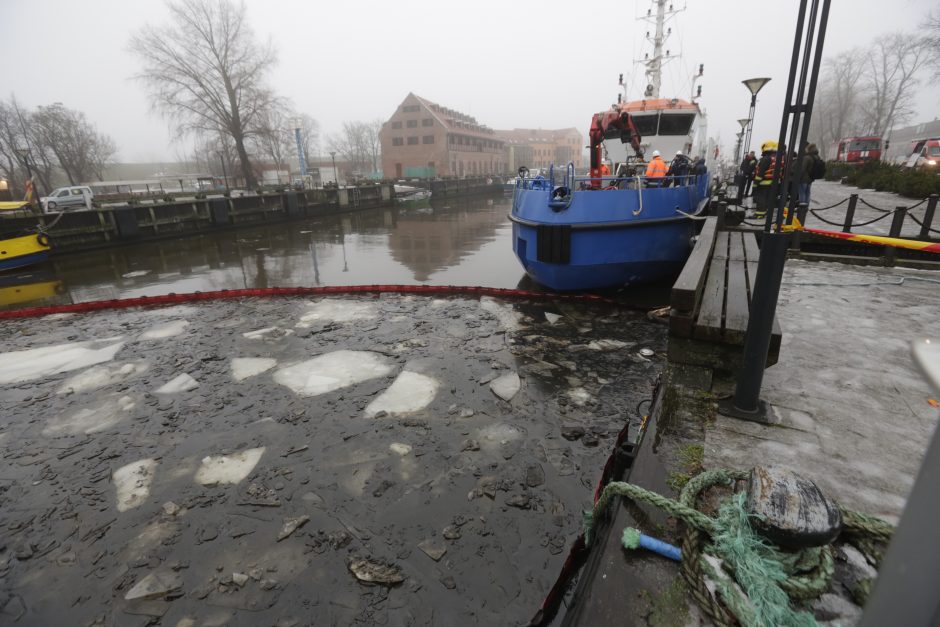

[885,205,908,267]
[715,200,727,231]
[919,194,938,241]
[842,194,857,232]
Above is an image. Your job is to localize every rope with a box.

[908,211,940,236]
[810,198,848,211]
[857,198,892,212]
[583,468,895,627]
[0,284,653,319]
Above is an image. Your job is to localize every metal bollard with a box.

[919,194,938,241]
[885,206,908,267]
[843,194,857,232]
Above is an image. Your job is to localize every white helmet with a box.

[652,150,661,157]
[676,150,683,156]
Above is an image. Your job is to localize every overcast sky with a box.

[3,0,937,163]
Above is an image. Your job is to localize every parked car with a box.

[41,186,94,212]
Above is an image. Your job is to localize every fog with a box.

[2,0,937,163]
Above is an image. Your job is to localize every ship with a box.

[509,0,711,291]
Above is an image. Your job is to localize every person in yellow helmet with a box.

[752,141,780,218]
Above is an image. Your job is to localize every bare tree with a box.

[364,118,383,175]
[32,103,116,184]
[130,0,281,188]
[328,121,379,175]
[251,107,293,183]
[927,11,940,77]
[809,52,865,159]
[860,33,931,138]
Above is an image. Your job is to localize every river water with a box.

[0,194,673,625]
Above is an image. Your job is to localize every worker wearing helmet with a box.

[666,150,691,187]
[752,141,780,218]
[645,150,668,186]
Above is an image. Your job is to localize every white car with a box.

[41,186,94,212]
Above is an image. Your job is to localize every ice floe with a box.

[365,371,438,417]
[0,337,125,385]
[139,320,190,340]
[195,448,265,485]
[544,312,562,325]
[43,395,136,436]
[296,299,378,327]
[230,357,277,382]
[57,361,149,395]
[489,371,521,402]
[113,459,157,512]
[242,326,294,340]
[480,296,522,331]
[121,270,151,278]
[389,443,413,456]
[155,373,199,394]
[273,350,395,397]
[477,423,526,452]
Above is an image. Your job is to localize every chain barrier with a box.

[856,197,892,213]
[810,197,848,211]
[908,212,940,236]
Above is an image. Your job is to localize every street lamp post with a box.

[741,78,771,161]
[15,148,37,209]
[329,151,338,187]
[218,151,229,191]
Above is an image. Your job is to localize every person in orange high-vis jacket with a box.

[645,150,667,186]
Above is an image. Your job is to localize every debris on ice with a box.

[587,339,631,351]
[194,447,265,485]
[365,371,438,417]
[155,373,199,394]
[296,299,378,327]
[489,371,521,401]
[43,395,136,436]
[0,337,125,385]
[477,423,526,452]
[567,387,592,406]
[113,459,157,512]
[230,357,277,382]
[57,361,149,395]
[139,320,190,340]
[348,559,404,585]
[273,350,394,397]
[124,570,183,601]
[480,296,522,331]
[242,326,294,340]
[544,312,562,324]
[121,270,151,278]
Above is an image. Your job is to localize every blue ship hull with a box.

[510,175,709,291]
[0,251,49,272]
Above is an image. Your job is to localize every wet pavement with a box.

[0,292,666,625]
[799,180,932,238]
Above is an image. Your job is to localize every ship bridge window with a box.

[658,113,695,136]
[631,114,659,137]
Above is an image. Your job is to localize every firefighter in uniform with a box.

[752,141,779,219]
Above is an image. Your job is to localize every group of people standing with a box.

[738,141,824,218]
[644,150,707,186]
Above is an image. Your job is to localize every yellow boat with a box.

[0,233,51,271]
[0,276,63,307]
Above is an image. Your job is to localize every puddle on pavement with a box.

[0,294,665,625]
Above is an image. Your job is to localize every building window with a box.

[392,121,402,129]
[402,105,419,113]
[422,135,434,144]
[392,137,404,146]
[407,136,418,145]
[422,118,433,127]
[406,119,418,128]
[449,135,455,144]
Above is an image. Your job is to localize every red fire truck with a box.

[835,136,883,164]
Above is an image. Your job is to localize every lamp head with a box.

[737,118,751,130]
[742,77,771,96]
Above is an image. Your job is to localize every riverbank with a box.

[570,258,938,625]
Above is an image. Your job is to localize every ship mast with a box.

[641,1,682,99]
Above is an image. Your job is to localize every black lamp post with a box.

[15,147,38,209]
[735,118,750,164]
[741,78,771,161]
[329,151,338,187]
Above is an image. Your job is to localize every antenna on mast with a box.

[637,0,685,98]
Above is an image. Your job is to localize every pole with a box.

[218,152,229,191]
[742,94,757,162]
[330,151,339,187]
[721,0,831,421]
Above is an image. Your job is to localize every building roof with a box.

[494,128,582,144]
[407,93,499,138]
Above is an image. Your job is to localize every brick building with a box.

[379,93,505,179]
[495,128,585,171]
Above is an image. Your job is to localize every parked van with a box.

[41,186,93,212]
[902,138,940,170]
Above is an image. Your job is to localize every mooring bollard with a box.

[843,194,858,233]
[790,203,808,251]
